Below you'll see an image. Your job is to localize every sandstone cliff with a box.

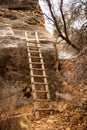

[0,1,87,130]
[0,0,52,41]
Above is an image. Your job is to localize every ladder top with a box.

[26,39,54,43]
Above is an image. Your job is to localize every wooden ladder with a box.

[25,32,53,119]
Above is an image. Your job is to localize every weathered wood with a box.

[30,68,46,71]
[29,62,45,65]
[35,99,50,101]
[26,31,53,119]
[31,82,48,85]
[27,50,42,53]
[36,108,54,111]
[33,90,49,93]
[28,56,43,59]
[30,75,47,78]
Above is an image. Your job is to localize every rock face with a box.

[0,0,54,117]
[0,2,87,129]
[61,48,87,85]
[0,0,41,28]
[0,0,38,9]
[0,0,52,44]
[57,24,87,86]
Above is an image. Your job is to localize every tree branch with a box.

[60,0,68,39]
[40,12,54,23]
[46,0,63,37]
[46,0,79,51]
[79,0,85,5]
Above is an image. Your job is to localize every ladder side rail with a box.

[39,51,51,107]
[25,31,40,119]
[35,32,51,103]
[25,31,36,91]
[28,46,40,119]
[35,32,47,78]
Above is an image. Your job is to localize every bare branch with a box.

[60,0,68,38]
[46,0,63,36]
[45,0,79,51]
[40,12,54,23]
[79,0,86,5]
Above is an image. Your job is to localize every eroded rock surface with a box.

[0,1,87,130]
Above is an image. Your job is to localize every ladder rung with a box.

[27,46,41,48]
[36,99,50,101]
[30,68,46,71]
[36,108,54,111]
[31,75,47,78]
[28,50,41,53]
[31,82,48,85]
[29,62,44,65]
[28,56,43,59]
[33,90,49,93]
